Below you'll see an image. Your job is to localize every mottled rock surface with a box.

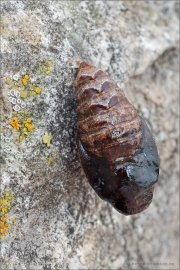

[0,1,179,269]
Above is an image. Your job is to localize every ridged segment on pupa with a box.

[74,61,160,215]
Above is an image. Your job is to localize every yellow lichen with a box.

[6,67,47,143]
[43,133,52,147]
[1,228,6,234]
[35,87,41,94]
[10,114,34,141]
[0,191,15,239]
[1,208,8,213]
[26,118,31,123]
[6,73,40,99]
[10,117,21,130]
[22,78,27,85]
[0,222,4,228]
[26,124,34,131]
[1,215,7,222]
[28,83,41,96]
[22,74,29,86]
[18,135,23,142]
[6,68,44,102]
[24,118,34,132]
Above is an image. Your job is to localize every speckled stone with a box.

[0,1,179,269]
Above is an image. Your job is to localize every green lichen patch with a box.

[42,133,52,147]
[39,60,53,75]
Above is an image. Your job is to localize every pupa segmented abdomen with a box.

[74,61,160,215]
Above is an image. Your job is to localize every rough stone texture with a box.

[0,1,179,269]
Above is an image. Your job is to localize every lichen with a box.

[0,191,15,239]
[39,60,53,75]
[35,87,41,94]
[22,74,28,86]
[6,77,16,89]
[5,61,52,145]
[10,114,34,142]
[18,135,23,143]
[5,74,42,100]
[10,117,21,130]
[42,133,52,147]
[47,151,57,166]
[24,118,34,132]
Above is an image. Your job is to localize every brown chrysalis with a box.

[74,62,159,215]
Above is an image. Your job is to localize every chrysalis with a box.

[74,62,160,215]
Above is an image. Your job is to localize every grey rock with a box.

[0,1,179,269]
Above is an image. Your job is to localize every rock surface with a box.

[0,1,179,269]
